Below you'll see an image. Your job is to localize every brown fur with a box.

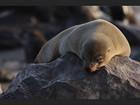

[35,19,131,72]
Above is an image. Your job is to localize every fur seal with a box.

[35,19,131,72]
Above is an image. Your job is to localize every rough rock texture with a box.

[0,53,140,99]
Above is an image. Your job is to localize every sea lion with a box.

[35,19,131,72]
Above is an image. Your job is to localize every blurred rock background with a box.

[0,6,140,93]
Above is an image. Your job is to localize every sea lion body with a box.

[35,19,131,72]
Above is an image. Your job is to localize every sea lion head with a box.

[80,37,112,72]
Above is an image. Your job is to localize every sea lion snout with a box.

[85,63,99,72]
[89,63,99,72]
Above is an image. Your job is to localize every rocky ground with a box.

[0,48,27,92]
[0,53,140,99]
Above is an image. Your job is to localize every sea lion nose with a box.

[84,63,98,72]
[89,63,98,72]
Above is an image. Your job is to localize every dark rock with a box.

[114,22,140,47]
[0,27,23,49]
[0,53,140,99]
